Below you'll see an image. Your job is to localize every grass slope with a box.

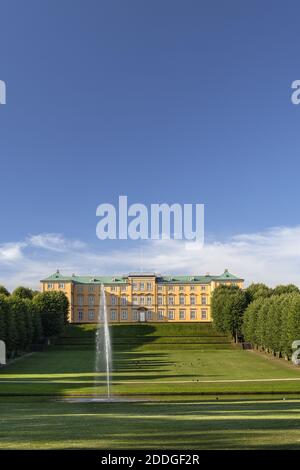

[1,323,300,396]
[1,323,300,449]
[2,398,300,449]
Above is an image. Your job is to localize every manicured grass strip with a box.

[2,398,300,449]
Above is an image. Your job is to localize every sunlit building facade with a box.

[41,270,243,323]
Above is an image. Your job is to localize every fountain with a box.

[95,283,112,399]
[62,283,146,403]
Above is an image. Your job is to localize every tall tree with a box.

[33,291,69,337]
[0,285,10,297]
[246,283,273,303]
[273,284,300,296]
[8,297,28,353]
[211,285,248,342]
[12,286,35,300]
[242,297,264,347]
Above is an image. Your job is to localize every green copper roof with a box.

[41,269,243,284]
[213,269,242,281]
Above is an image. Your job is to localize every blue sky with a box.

[1,0,300,287]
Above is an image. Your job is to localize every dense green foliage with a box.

[0,288,69,358]
[243,292,300,358]
[245,283,273,302]
[211,285,248,342]
[212,281,300,359]
[12,286,37,300]
[0,285,10,297]
[33,291,69,337]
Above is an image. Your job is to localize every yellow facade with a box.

[41,270,243,323]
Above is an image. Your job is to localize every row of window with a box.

[77,309,208,321]
[47,283,65,289]
[76,294,208,307]
[47,283,208,292]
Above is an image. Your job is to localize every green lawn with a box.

[2,398,300,449]
[1,348,300,396]
[1,323,300,449]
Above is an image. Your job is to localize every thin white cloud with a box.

[0,242,25,263]
[28,233,86,252]
[0,226,300,290]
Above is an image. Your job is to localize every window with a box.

[88,295,95,306]
[78,311,83,321]
[47,283,53,289]
[168,296,174,305]
[201,285,206,291]
[98,312,104,322]
[140,296,145,305]
[140,282,145,290]
[168,310,175,320]
[132,283,138,291]
[201,309,207,320]
[179,310,185,320]
[133,296,138,305]
[132,310,139,321]
[89,286,95,292]
[121,285,127,291]
[147,282,152,291]
[78,295,84,306]
[146,311,153,320]
[201,296,207,305]
[121,310,128,320]
[111,286,116,291]
[59,283,65,289]
[190,295,196,305]
[190,310,196,320]
[157,310,164,320]
[158,296,163,305]
[157,286,163,291]
[88,310,95,320]
[168,286,174,291]
[179,286,184,291]
[190,286,195,291]
[77,286,83,293]
[179,295,185,305]
[111,310,117,320]
[121,296,127,306]
[111,295,117,305]
[146,296,152,305]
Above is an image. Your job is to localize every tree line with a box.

[211,283,300,359]
[0,285,69,358]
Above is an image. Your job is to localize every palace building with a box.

[41,270,243,323]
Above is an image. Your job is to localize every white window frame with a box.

[168,310,175,320]
[88,310,95,320]
[78,311,83,321]
[111,310,117,320]
[121,310,128,320]
[190,309,196,320]
[179,310,185,320]
[157,310,164,320]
